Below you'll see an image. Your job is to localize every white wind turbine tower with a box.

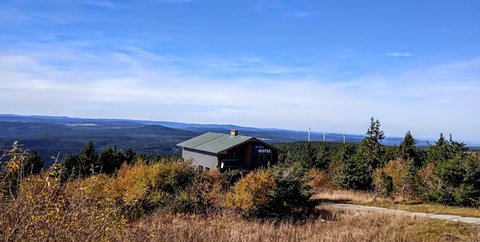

[323,132,326,142]
[308,128,311,142]
[343,133,346,144]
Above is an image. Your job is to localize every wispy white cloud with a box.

[198,56,306,75]
[384,52,413,57]
[0,45,479,142]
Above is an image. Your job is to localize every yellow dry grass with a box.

[119,207,480,242]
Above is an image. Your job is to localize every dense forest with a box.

[275,118,480,207]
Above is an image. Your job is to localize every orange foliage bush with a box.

[225,170,276,216]
[306,168,332,192]
[372,158,420,198]
[417,162,438,191]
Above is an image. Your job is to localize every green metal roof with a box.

[177,132,256,154]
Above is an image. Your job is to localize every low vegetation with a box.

[1,117,480,241]
[119,208,480,242]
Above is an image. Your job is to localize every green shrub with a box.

[420,155,480,207]
[373,170,393,197]
[335,158,372,190]
[226,166,315,219]
[267,165,316,219]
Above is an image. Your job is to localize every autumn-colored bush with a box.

[225,170,276,216]
[417,162,438,192]
[373,169,393,197]
[226,166,315,219]
[307,168,332,192]
[372,159,418,198]
[105,160,235,218]
[382,159,408,192]
[0,174,123,241]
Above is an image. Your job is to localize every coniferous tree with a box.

[335,144,372,190]
[336,156,372,190]
[23,150,44,176]
[355,117,385,170]
[315,143,330,169]
[124,148,136,165]
[79,141,98,176]
[399,131,420,167]
[62,154,81,180]
[427,134,467,164]
[426,133,448,164]
[96,146,125,174]
[447,134,468,159]
[299,143,317,169]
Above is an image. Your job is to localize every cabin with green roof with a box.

[177,130,278,172]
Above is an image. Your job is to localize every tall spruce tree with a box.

[399,131,420,167]
[79,141,98,176]
[355,117,385,170]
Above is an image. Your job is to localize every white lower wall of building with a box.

[182,149,219,171]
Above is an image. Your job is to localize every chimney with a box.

[230,129,238,136]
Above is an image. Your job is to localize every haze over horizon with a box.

[1,1,479,142]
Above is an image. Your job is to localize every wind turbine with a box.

[308,128,311,142]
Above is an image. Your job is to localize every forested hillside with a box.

[0,114,462,167]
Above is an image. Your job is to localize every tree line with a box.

[276,117,480,207]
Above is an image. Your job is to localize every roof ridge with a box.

[184,132,223,148]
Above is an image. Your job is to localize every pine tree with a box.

[335,144,372,190]
[96,146,125,174]
[335,156,372,190]
[315,143,330,169]
[23,150,44,176]
[399,131,420,167]
[299,143,317,169]
[79,141,98,176]
[62,154,81,180]
[355,117,385,170]
[427,133,467,164]
[124,148,136,165]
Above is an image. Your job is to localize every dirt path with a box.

[328,203,480,225]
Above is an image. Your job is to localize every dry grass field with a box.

[119,206,480,242]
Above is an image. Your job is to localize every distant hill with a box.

[0,114,465,166]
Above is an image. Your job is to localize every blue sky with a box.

[0,0,479,142]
